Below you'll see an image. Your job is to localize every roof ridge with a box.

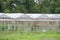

[17,14,32,18]
[0,14,12,18]
[37,14,49,18]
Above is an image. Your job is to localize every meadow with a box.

[0,31,60,40]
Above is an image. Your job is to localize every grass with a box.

[0,31,60,40]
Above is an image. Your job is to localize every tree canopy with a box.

[0,0,60,13]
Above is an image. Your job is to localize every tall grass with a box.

[0,31,60,40]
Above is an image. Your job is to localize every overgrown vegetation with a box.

[0,0,60,13]
[0,31,60,40]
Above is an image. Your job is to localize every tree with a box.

[55,0,60,13]
[0,2,3,12]
[30,4,40,13]
[0,0,60,13]
[25,0,35,13]
[40,0,49,13]
[3,9,10,13]
[49,0,56,13]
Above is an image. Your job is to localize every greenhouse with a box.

[0,13,60,32]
